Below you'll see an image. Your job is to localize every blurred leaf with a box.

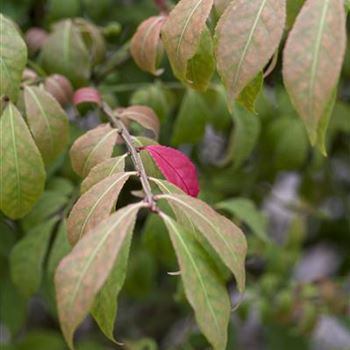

[161,0,213,82]
[215,0,285,108]
[67,172,133,245]
[220,104,261,168]
[10,217,58,297]
[216,198,269,242]
[41,19,90,87]
[172,89,208,145]
[214,0,231,16]
[161,214,231,350]
[0,220,16,258]
[286,0,305,29]
[0,103,46,219]
[0,14,27,102]
[23,86,69,164]
[124,338,158,350]
[47,177,75,197]
[186,27,215,91]
[55,203,143,349]
[237,72,263,113]
[47,0,81,22]
[283,0,346,146]
[69,124,118,178]
[15,330,66,350]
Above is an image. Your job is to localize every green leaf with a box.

[172,89,208,145]
[55,203,144,350]
[0,103,46,219]
[283,0,346,146]
[215,0,285,107]
[0,14,27,102]
[186,26,215,91]
[80,155,127,193]
[15,330,66,350]
[161,214,231,350]
[67,172,133,245]
[69,124,118,178]
[216,198,269,242]
[41,19,91,87]
[237,72,264,113]
[47,177,75,197]
[24,86,69,164]
[158,193,247,292]
[220,103,261,168]
[10,217,58,297]
[161,0,214,82]
[214,0,231,16]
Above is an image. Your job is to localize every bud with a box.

[44,74,74,106]
[24,27,48,55]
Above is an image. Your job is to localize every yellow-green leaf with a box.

[0,14,27,102]
[283,0,346,147]
[24,86,69,164]
[161,0,214,82]
[67,172,134,245]
[215,0,285,106]
[237,72,264,113]
[55,203,144,350]
[161,214,231,350]
[0,103,46,219]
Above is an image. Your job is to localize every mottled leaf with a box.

[186,26,215,91]
[0,103,46,219]
[69,124,118,178]
[0,14,27,101]
[41,19,90,87]
[80,155,127,194]
[130,16,166,75]
[216,198,269,242]
[161,0,214,81]
[161,214,231,350]
[172,89,208,145]
[121,105,160,139]
[67,172,134,245]
[219,103,261,168]
[10,217,58,297]
[55,203,144,349]
[283,0,346,147]
[237,72,264,113]
[215,0,285,106]
[144,145,199,197]
[158,194,247,292]
[24,86,69,163]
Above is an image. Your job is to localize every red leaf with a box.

[73,87,101,106]
[144,145,199,197]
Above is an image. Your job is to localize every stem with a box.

[101,102,158,211]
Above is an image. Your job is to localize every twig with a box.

[101,101,158,212]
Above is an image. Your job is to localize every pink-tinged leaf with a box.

[120,105,160,139]
[44,74,74,106]
[67,172,134,246]
[73,87,101,106]
[69,124,118,178]
[55,202,145,350]
[144,145,199,197]
[130,16,166,75]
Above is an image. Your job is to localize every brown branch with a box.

[101,101,158,212]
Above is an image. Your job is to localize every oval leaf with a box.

[73,87,101,106]
[24,86,69,164]
[120,105,160,139]
[158,193,247,292]
[55,203,144,350]
[130,16,166,75]
[283,0,346,147]
[144,145,199,197]
[161,0,214,81]
[67,172,134,245]
[0,14,27,101]
[161,214,231,350]
[69,124,118,178]
[0,103,46,219]
[215,0,285,106]
[80,155,127,194]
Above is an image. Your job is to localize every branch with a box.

[101,102,158,212]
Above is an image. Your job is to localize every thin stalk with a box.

[101,101,158,211]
